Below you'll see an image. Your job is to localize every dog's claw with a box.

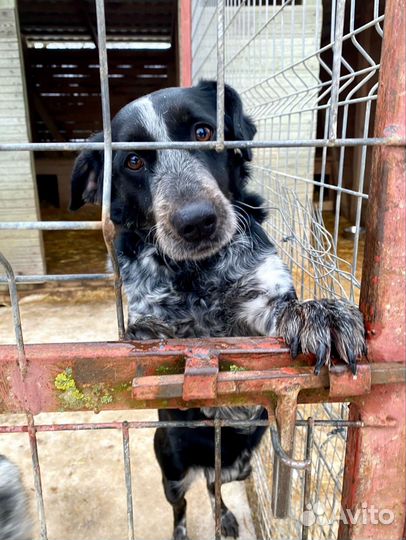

[347,350,357,375]
[314,343,327,375]
[290,336,301,359]
[221,510,239,539]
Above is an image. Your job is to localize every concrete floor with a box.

[0,293,257,540]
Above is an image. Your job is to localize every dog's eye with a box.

[126,153,144,171]
[194,125,213,142]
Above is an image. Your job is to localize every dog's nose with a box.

[172,202,217,242]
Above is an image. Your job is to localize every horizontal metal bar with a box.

[253,166,369,199]
[0,339,404,414]
[0,419,366,434]
[0,221,102,230]
[0,273,113,283]
[0,137,405,153]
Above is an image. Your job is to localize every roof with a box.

[17,0,178,142]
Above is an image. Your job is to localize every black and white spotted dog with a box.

[69,81,366,540]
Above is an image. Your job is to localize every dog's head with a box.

[70,80,257,261]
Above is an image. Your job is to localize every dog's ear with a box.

[197,80,257,161]
[70,132,104,211]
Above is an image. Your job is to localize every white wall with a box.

[0,0,45,275]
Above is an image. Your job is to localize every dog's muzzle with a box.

[171,201,218,242]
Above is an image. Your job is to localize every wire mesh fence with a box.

[191,0,383,304]
[190,1,384,537]
[0,0,400,539]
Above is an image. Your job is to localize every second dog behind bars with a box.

[69,81,366,539]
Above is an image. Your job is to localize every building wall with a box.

[0,0,45,275]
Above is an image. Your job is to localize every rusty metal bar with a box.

[94,0,125,339]
[214,418,222,540]
[271,388,300,518]
[27,414,48,540]
[0,419,373,435]
[339,0,406,537]
[301,417,314,540]
[270,424,311,470]
[122,422,135,540]
[0,339,404,415]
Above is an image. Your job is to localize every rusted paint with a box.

[0,340,403,414]
[272,387,300,518]
[183,348,219,400]
[180,0,192,87]
[340,0,406,537]
[329,364,371,398]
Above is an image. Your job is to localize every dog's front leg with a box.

[233,254,366,373]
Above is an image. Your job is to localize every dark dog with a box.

[70,81,366,539]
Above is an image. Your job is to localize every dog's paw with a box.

[279,299,367,375]
[173,525,189,540]
[125,315,175,340]
[221,510,239,539]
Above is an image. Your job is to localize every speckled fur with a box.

[0,456,31,540]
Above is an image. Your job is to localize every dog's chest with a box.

[120,249,238,336]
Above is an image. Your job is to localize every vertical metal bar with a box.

[180,0,192,86]
[216,0,225,151]
[122,422,135,540]
[340,0,406,537]
[27,414,48,540]
[94,0,125,339]
[0,252,26,374]
[214,419,222,540]
[301,417,314,540]
[349,83,378,300]
[328,0,346,141]
[271,387,300,517]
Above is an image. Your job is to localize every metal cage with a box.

[0,0,405,539]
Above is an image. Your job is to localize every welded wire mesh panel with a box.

[246,403,349,539]
[191,1,385,537]
[191,0,384,303]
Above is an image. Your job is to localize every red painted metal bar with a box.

[0,338,404,415]
[339,0,406,537]
[180,0,192,86]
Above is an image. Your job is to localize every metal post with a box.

[95,0,125,339]
[271,387,300,517]
[339,0,406,537]
[122,422,135,540]
[180,0,192,86]
[214,419,222,540]
[216,0,225,151]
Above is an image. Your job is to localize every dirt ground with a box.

[0,293,256,540]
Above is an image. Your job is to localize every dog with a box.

[70,80,366,539]
[0,455,31,540]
